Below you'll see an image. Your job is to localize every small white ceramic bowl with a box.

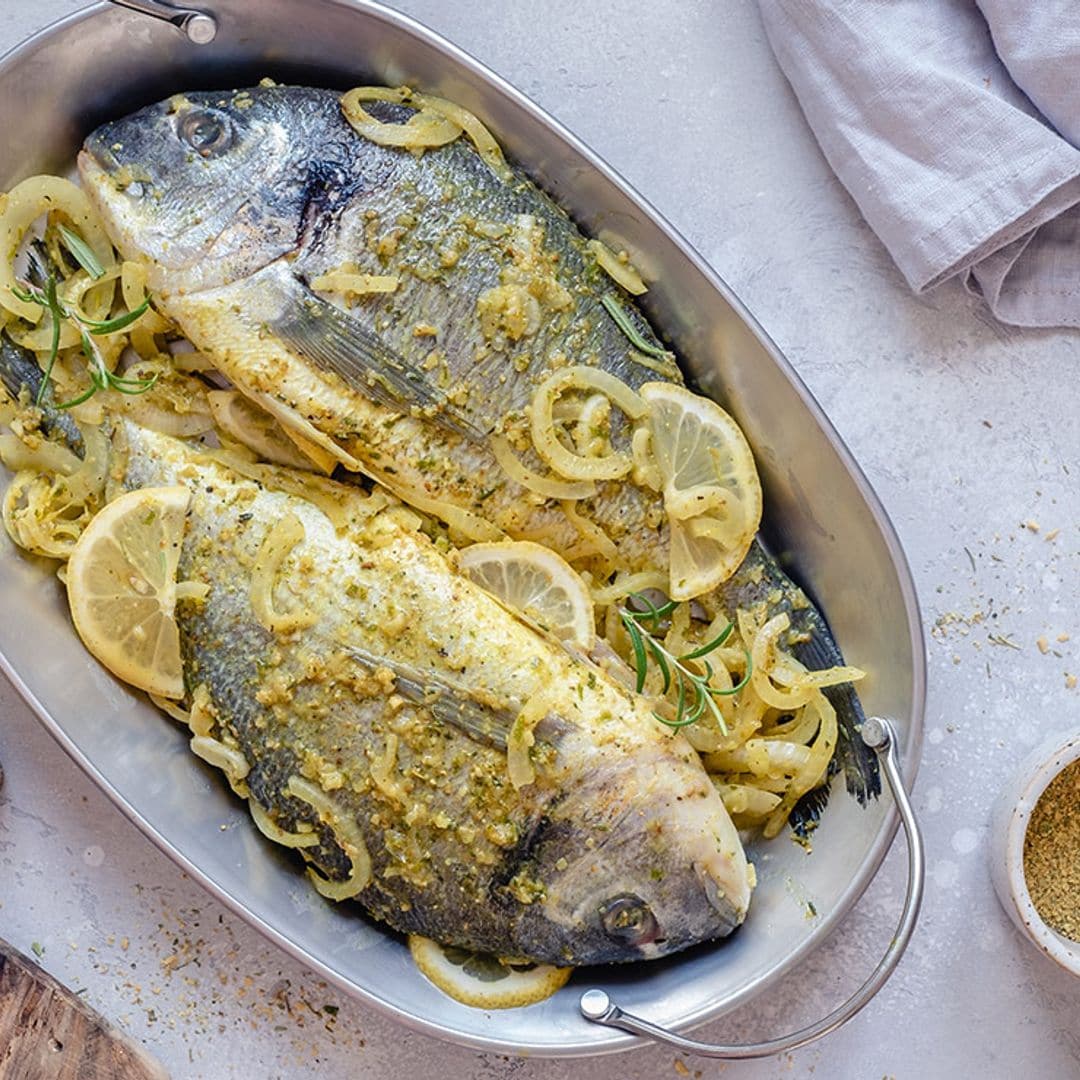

[990,729,1080,975]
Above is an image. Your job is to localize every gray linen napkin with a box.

[758,1,1080,327]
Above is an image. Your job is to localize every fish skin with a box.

[109,420,751,966]
[78,85,879,808]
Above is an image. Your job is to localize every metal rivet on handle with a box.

[579,989,612,1021]
[860,715,889,751]
[184,13,217,44]
[106,1,218,45]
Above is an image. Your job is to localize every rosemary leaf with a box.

[600,293,671,359]
[624,616,647,694]
[645,638,672,693]
[56,381,100,410]
[709,651,753,697]
[83,297,150,336]
[681,621,734,660]
[34,276,63,408]
[58,224,105,280]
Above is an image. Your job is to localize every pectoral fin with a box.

[262,265,481,439]
[349,649,516,750]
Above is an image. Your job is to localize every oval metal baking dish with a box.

[0,0,926,1057]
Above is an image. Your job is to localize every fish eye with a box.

[179,109,233,157]
[599,894,658,946]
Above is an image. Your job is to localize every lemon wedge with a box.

[640,382,762,600]
[457,540,595,649]
[207,390,331,472]
[66,485,199,699]
[409,935,571,1009]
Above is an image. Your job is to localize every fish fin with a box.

[349,649,515,750]
[0,332,85,457]
[269,273,482,439]
[787,784,831,839]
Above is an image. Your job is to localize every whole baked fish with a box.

[78,85,878,813]
[78,412,749,966]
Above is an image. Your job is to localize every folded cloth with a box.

[758,1,1080,327]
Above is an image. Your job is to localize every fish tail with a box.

[786,611,881,835]
[0,332,85,457]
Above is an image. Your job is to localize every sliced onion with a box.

[250,513,318,634]
[111,395,214,437]
[286,775,372,900]
[587,239,647,295]
[249,798,319,849]
[507,704,540,790]
[741,610,815,711]
[529,366,645,481]
[560,498,621,567]
[490,434,595,500]
[590,570,669,606]
[0,176,116,322]
[310,271,399,296]
[375,474,503,543]
[190,734,250,795]
[630,426,662,491]
[0,432,81,476]
[252,390,362,471]
[409,92,511,180]
[763,693,837,839]
[341,86,462,148]
[667,483,734,522]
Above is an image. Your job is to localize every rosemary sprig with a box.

[12,272,155,409]
[600,293,671,359]
[619,592,752,732]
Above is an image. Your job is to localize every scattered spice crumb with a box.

[1067,674,1077,690]
[1037,636,1050,655]
[1058,633,1071,643]
[1045,528,1060,542]
[30,941,44,959]
[674,1060,690,1077]
[1024,519,1040,533]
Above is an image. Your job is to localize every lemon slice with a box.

[640,382,762,599]
[457,540,595,649]
[66,485,195,699]
[409,936,571,1009]
[207,390,330,472]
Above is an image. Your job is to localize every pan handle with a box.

[579,716,924,1059]
[106,0,217,44]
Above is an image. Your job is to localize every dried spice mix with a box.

[1023,759,1080,941]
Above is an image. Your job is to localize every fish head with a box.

[513,724,752,966]
[78,86,391,294]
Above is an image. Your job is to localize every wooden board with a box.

[0,937,168,1080]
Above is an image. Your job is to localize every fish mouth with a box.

[81,135,120,174]
[77,148,124,200]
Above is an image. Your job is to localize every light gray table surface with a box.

[1,2,1078,1077]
